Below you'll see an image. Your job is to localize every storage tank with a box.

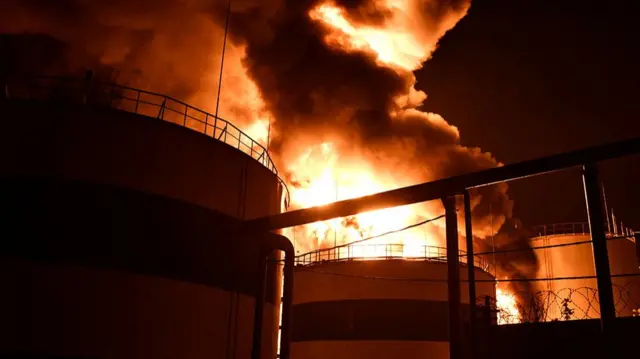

[530,223,640,319]
[0,74,286,359]
[291,244,496,359]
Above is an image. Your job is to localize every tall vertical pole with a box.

[442,195,461,359]
[582,163,616,334]
[251,251,267,359]
[490,204,496,277]
[463,191,477,359]
[215,0,233,120]
[602,184,612,234]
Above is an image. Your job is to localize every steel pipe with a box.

[245,138,640,231]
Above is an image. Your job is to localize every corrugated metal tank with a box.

[531,224,640,319]
[291,253,495,359]
[0,94,284,359]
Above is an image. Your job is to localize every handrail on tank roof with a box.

[295,242,494,273]
[531,222,635,241]
[2,73,291,208]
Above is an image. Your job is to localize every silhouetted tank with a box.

[530,223,640,319]
[291,244,496,359]
[0,75,286,359]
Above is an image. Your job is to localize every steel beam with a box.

[245,138,640,231]
[582,164,616,333]
[443,195,462,359]
[463,191,478,359]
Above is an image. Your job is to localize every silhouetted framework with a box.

[244,137,640,359]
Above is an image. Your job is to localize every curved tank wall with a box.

[0,100,283,359]
[531,233,640,319]
[291,260,495,359]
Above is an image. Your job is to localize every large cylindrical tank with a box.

[0,84,284,359]
[530,223,640,319]
[291,254,495,359]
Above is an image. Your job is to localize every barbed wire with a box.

[296,265,640,283]
[477,281,640,323]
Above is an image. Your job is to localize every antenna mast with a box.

[214,0,233,120]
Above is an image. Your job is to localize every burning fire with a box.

[283,141,442,255]
[0,0,522,323]
[496,286,521,324]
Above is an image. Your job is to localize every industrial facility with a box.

[528,222,640,320]
[2,72,640,359]
[0,73,292,359]
[292,244,495,359]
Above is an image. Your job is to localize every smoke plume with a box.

[0,0,536,285]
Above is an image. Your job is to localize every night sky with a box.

[417,0,640,229]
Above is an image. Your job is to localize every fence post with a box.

[442,195,462,359]
[463,191,478,359]
[582,163,616,336]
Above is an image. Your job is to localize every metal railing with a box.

[532,222,590,237]
[531,222,635,241]
[3,74,279,174]
[295,243,493,273]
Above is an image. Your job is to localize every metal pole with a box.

[280,247,295,359]
[442,195,461,359]
[602,184,612,234]
[251,252,267,359]
[582,163,616,334]
[463,191,477,359]
[214,0,232,120]
[266,119,271,152]
[490,203,496,277]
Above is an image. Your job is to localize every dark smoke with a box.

[0,0,538,293]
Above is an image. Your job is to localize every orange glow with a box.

[496,286,521,324]
[309,1,469,72]
[309,3,424,71]
[283,141,443,255]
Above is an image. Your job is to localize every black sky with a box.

[417,0,640,229]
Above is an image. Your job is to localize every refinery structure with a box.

[1,1,640,358]
[1,73,639,359]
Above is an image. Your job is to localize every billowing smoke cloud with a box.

[0,0,269,128]
[0,0,536,286]
[225,0,514,237]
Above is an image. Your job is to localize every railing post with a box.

[442,195,461,359]
[134,91,140,113]
[184,104,188,126]
[582,163,616,336]
[463,190,478,359]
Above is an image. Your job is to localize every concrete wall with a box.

[291,260,495,359]
[0,100,284,358]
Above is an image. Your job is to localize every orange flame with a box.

[496,286,521,324]
[283,141,445,255]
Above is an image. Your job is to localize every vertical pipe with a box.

[582,164,616,333]
[251,252,267,359]
[280,248,294,359]
[442,195,461,359]
[463,191,477,359]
